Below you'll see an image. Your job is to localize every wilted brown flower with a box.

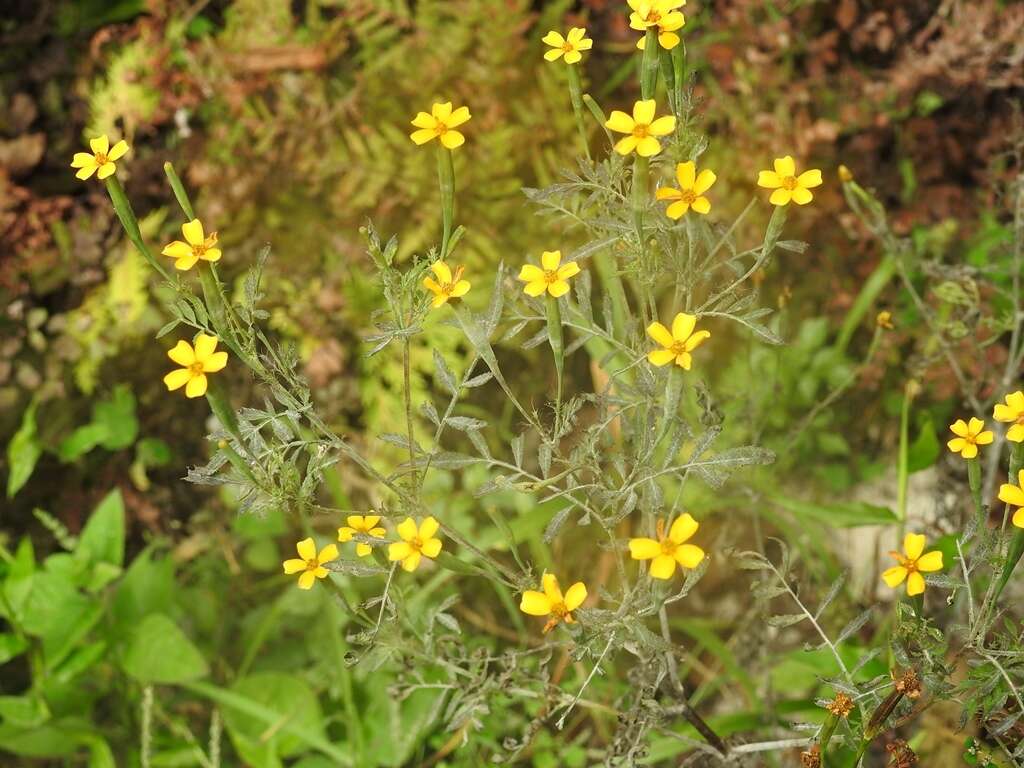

[826,692,854,717]
[886,739,918,767]
[800,744,821,768]
[893,668,922,699]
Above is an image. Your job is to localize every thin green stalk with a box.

[659,47,676,113]
[545,294,565,422]
[592,250,630,341]
[104,175,171,281]
[566,65,591,161]
[582,94,614,146]
[835,253,896,355]
[164,161,196,220]
[896,381,915,524]
[437,146,455,259]
[968,456,984,528]
[632,155,649,246]
[671,42,685,119]
[640,28,659,99]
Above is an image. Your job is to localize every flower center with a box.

[434,121,448,136]
[660,538,678,556]
[894,554,918,573]
[306,558,319,571]
[562,42,574,52]
[647,11,662,24]
[192,243,207,257]
[670,341,686,355]
[632,124,650,138]
[781,175,799,191]
[551,601,569,618]
[189,361,205,375]
[94,152,108,164]
[1017,415,1024,426]
[543,269,560,284]
[410,536,423,552]
[679,189,697,204]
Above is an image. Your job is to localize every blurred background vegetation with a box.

[2,0,1023,765]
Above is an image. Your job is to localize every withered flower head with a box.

[893,668,922,699]
[826,692,855,718]
[886,739,918,767]
[876,310,894,329]
[800,745,821,768]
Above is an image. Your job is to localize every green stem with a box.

[632,155,650,247]
[655,367,685,462]
[545,294,565,423]
[592,250,630,341]
[566,66,592,161]
[437,146,455,259]
[897,381,914,524]
[640,28,659,100]
[835,253,896,355]
[818,712,840,767]
[659,47,676,113]
[104,175,171,281]
[968,456,984,528]
[671,42,685,119]
[990,443,1024,606]
[164,161,196,220]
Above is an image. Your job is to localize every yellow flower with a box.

[629,0,686,50]
[628,514,705,579]
[163,334,228,398]
[1000,470,1024,528]
[518,250,580,298]
[337,514,386,557]
[388,516,443,572]
[881,533,943,596]
[70,135,129,181]
[646,312,710,370]
[410,102,471,150]
[757,156,823,206]
[519,573,587,633]
[161,219,222,271]
[605,100,676,157]
[282,537,339,590]
[542,27,593,64]
[422,261,471,308]
[946,417,994,459]
[994,391,1024,443]
[656,161,716,218]
[876,310,894,330]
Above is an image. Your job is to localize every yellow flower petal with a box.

[674,351,692,369]
[649,554,677,579]
[542,30,565,47]
[671,312,696,342]
[769,188,792,206]
[524,281,548,297]
[167,340,195,366]
[632,99,656,125]
[193,333,218,360]
[520,590,552,616]
[420,538,442,558]
[675,544,705,569]
[432,102,453,121]
[949,419,969,437]
[174,254,199,271]
[440,130,465,149]
[999,483,1024,507]
[71,152,95,168]
[916,551,943,572]
[962,443,978,459]
[903,533,926,561]
[297,571,317,589]
[791,187,813,205]
[397,517,418,542]
[296,537,317,561]
[419,516,440,540]
[411,128,436,145]
[665,200,689,219]
[648,349,677,366]
[605,110,635,134]
[401,551,422,572]
[635,136,662,157]
[881,565,908,587]
[337,526,355,542]
[108,140,129,161]
[674,161,696,189]
[1014,507,1024,528]
[355,543,372,557]
[906,571,926,596]
[647,321,675,349]
[544,48,564,61]
[656,186,682,201]
[96,162,117,180]
[693,169,716,195]
[163,368,191,391]
[447,106,471,128]
[648,116,676,136]
[557,261,580,280]
[947,437,966,454]
[318,544,339,564]
[1008,424,1024,443]
[75,165,97,180]
[182,219,205,246]
[684,330,710,351]
[411,112,434,128]
[541,250,561,271]
[364,514,381,529]
[968,417,986,434]
[162,241,192,259]
[690,196,711,215]
[548,280,570,297]
[519,264,544,282]
[283,558,306,574]
[757,170,782,189]
[629,537,661,560]
[542,573,563,604]
[450,280,471,298]
[563,581,587,611]
[389,541,412,561]
[774,156,796,177]
[976,430,994,445]
[797,169,822,188]
[613,136,640,155]
[202,248,222,263]
[658,31,681,49]
[185,373,207,398]
[669,513,698,543]
[90,135,109,155]
[563,50,582,64]
[201,351,228,373]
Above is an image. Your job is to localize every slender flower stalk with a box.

[437,146,456,259]
[565,65,592,161]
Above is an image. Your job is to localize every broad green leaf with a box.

[76,489,125,569]
[121,614,208,684]
[6,400,42,498]
[907,415,940,474]
[218,673,326,762]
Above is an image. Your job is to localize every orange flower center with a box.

[660,538,678,556]
[679,189,697,204]
[647,11,662,23]
[410,536,423,552]
[189,361,205,375]
[543,269,560,284]
[562,42,574,52]
[632,124,650,138]
[94,152,108,164]
[892,552,918,573]
[434,121,448,136]
[306,558,319,571]
[781,176,799,191]
[670,341,686,355]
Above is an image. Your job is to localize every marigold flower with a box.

[518,250,580,298]
[519,572,587,633]
[605,100,676,157]
[338,514,386,557]
[993,391,1024,443]
[629,0,686,50]
[946,417,993,459]
[161,219,222,271]
[163,334,228,398]
[70,135,129,181]
[656,161,716,218]
[410,102,471,150]
[628,515,705,579]
[1000,470,1024,528]
[542,27,592,64]
[646,312,710,370]
[881,533,943,596]
[282,537,339,589]
[757,156,823,206]
[423,261,470,308]
[388,516,443,572]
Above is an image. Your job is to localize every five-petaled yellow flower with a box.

[646,312,710,370]
[757,156,823,206]
[656,161,716,218]
[606,100,676,157]
[410,102,471,150]
[519,573,587,634]
[71,135,129,181]
[518,250,580,298]
[947,417,993,459]
[629,0,686,50]
[338,514,386,557]
[542,27,593,64]
[388,516,443,572]
[628,514,705,580]
[161,219,222,271]
[881,533,943,597]
[994,391,1024,443]
[1000,470,1024,528]
[163,334,228,398]
[282,537,339,590]
[423,261,471,308]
